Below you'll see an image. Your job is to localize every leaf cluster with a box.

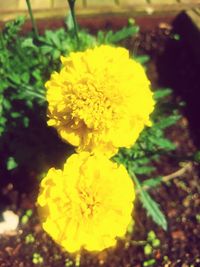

[97,20,139,45]
[114,88,180,176]
[113,88,181,230]
[0,16,96,136]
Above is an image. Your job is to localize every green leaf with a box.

[23,117,29,127]
[173,34,180,41]
[134,166,155,175]
[194,151,200,163]
[8,73,21,85]
[142,176,163,188]
[153,88,172,100]
[0,80,9,90]
[148,136,176,150]
[3,99,12,110]
[130,170,167,231]
[104,30,113,43]
[97,31,105,44]
[106,25,139,44]
[66,11,74,31]
[134,55,150,64]
[32,69,41,80]
[143,259,156,267]
[139,189,167,230]
[7,157,18,170]
[40,45,53,55]
[21,72,30,83]
[0,126,5,135]
[21,214,29,224]
[45,30,61,48]
[51,33,61,48]
[21,38,36,49]
[4,16,25,40]
[154,115,181,129]
[11,112,21,118]
[52,49,61,60]
[0,117,6,124]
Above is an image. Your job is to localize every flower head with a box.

[46,45,154,156]
[37,152,135,252]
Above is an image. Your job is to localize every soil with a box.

[0,22,200,267]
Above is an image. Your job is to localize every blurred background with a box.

[0,0,200,26]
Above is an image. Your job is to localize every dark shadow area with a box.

[0,103,74,197]
[156,12,200,150]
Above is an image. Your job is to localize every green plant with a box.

[147,230,160,248]
[0,0,183,233]
[0,13,94,177]
[21,209,33,224]
[144,243,153,256]
[113,87,181,230]
[143,259,156,267]
[65,258,74,267]
[32,253,43,264]
[142,231,161,266]
[97,19,139,45]
[25,233,35,244]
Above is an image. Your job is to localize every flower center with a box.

[78,189,100,218]
[65,78,120,130]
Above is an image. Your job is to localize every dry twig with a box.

[138,162,193,192]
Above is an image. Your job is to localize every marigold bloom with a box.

[46,45,154,156]
[37,152,135,252]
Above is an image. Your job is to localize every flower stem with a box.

[128,167,140,188]
[26,0,39,39]
[67,0,79,47]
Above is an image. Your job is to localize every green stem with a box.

[0,31,10,70]
[128,167,141,191]
[67,0,79,47]
[25,90,45,100]
[26,0,39,39]
[130,240,147,246]
[8,80,45,101]
[0,31,5,49]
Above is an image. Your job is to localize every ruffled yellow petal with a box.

[46,45,155,156]
[37,152,135,253]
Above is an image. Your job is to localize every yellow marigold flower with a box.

[46,45,154,156]
[37,152,135,253]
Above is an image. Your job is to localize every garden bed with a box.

[0,19,200,267]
